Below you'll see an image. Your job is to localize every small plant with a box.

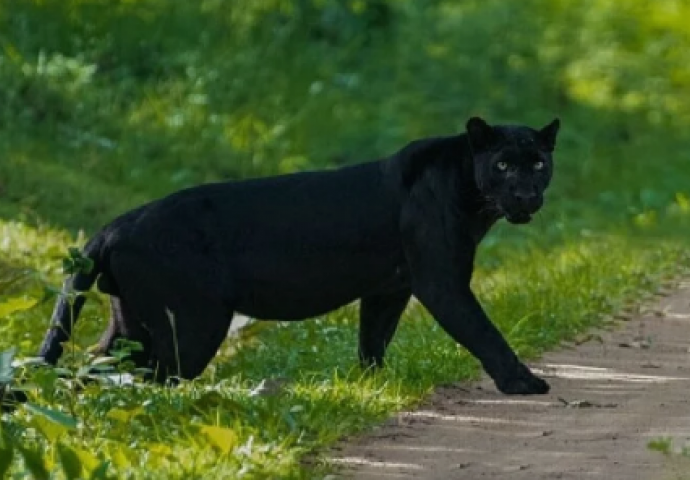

[648,437,690,473]
[62,247,93,276]
[648,437,674,455]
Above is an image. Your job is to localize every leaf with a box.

[24,402,78,430]
[112,339,144,353]
[0,297,37,318]
[72,448,100,475]
[78,258,94,275]
[11,356,47,369]
[57,443,83,480]
[148,443,173,458]
[106,406,144,423]
[199,425,238,454]
[54,367,74,378]
[62,258,74,274]
[62,248,94,275]
[76,366,95,378]
[0,434,14,479]
[39,285,61,302]
[0,269,32,290]
[82,364,115,375]
[31,414,69,442]
[90,356,120,366]
[17,444,49,480]
[110,446,132,469]
[80,291,102,303]
[89,460,110,480]
[24,367,60,393]
[0,348,16,384]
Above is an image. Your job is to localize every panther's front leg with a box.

[402,219,549,395]
[431,285,549,395]
[420,278,548,394]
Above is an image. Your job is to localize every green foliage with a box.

[0,433,14,479]
[649,437,674,456]
[0,0,688,232]
[1,0,690,477]
[62,247,94,275]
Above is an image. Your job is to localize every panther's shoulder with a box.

[386,135,468,190]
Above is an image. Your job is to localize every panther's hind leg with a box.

[148,295,234,382]
[110,251,235,383]
[359,289,411,369]
[92,296,153,370]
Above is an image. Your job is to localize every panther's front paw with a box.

[495,364,550,395]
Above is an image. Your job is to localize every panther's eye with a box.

[496,161,508,171]
[534,161,545,171]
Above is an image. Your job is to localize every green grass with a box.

[2,0,690,477]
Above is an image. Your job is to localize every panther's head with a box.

[466,117,560,224]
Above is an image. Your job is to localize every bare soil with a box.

[331,282,690,480]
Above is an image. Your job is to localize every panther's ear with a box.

[538,118,560,152]
[466,116,498,152]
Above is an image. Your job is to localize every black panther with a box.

[37,116,560,395]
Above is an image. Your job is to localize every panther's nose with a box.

[511,188,541,211]
[514,191,537,202]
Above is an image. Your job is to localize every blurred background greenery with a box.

[0,0,689,238]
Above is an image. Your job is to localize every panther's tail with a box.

[38,235,105,365]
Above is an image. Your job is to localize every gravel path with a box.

[331,282,690,479]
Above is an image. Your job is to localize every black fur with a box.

[38,116,560,394]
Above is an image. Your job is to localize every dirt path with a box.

[331,282,690,480]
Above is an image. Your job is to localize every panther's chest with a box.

[469,212,501,245]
